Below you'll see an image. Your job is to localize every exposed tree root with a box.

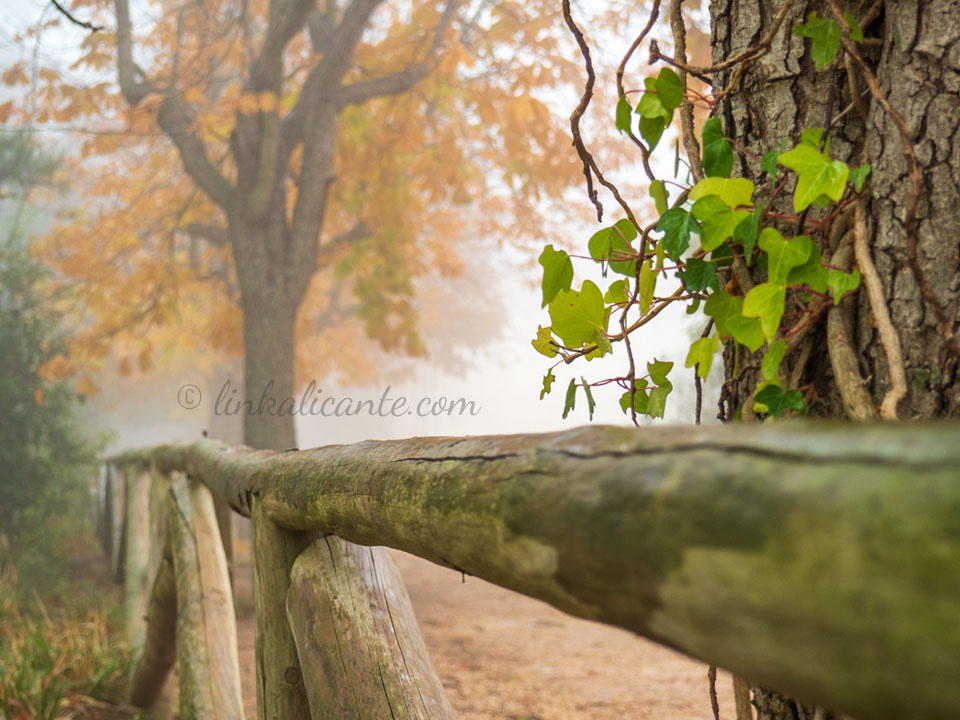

[852,198,907,420]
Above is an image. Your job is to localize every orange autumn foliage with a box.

[11,0,611,391]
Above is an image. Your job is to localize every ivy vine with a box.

[535,10,874,424]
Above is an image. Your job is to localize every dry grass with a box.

[0,541,140,720]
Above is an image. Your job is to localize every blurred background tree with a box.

[0,132,101,551]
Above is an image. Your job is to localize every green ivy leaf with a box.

[616,95,633,134]
[562,378,577,419]
[591,328,613,358]
[761,339,786,381]
[678,257,719,292]
[531,325,558,358]
[801,127,824,148]
[728,315,766,352]
[640,115,666,150]
[638,260,657,315]
[604,279,629,305]
[612,218,638,242]
[689,177,755,208]
[849,163,871,191]
[711,242,734,267]
[761,150,780,180]
[706,291,766,352]
[540,369,555,400]
[650,179,669,215]
[759,228,812,285]
[548,280,607,347]
[588,224,637,276]
[538,245,573,308]
[733,205,763,265]
[754,384,805,417]
[647,359,673,385]
[686,335,720,379]
[704,291,740,337]
[581,377,596,420]
[743,282,787,341]
[701,117,733,178]
[843,12,863,42]
[691,195,750,251]
[786,243,828,293]
[637,77,672,122]
[827,269,861,304]
[647,381,672,418]
[619,380,649,415]
[778,143,850,212]
[794,11,841,69]
[657,207,701,260]
[654,68,684,111]
[637,77,672,150]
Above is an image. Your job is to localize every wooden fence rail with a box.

[102,421,960,720]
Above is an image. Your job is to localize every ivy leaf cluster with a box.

[535,60,869,423]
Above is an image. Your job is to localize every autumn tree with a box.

[3,0,616,716]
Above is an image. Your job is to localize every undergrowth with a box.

[0,534,140,720]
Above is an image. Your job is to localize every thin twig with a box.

[50,0,104,32]
[562,0,641,227]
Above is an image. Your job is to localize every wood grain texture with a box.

[287,538,456,720]
[166,475,244,720]
[110,421,960,719]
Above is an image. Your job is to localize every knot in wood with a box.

[284,665,302,686]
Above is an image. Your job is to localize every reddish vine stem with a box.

[614,0,661,176]
[563,287,685,363]
[617,0,662,98]
[561,0,642,227]
[830,1,960,361]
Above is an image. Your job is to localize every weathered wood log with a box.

[123,467,152,654]
[287,537,456,720]
[251,496,311,720]
[113,466,127,584]
[109,422,960,720]
[129,550,177,707]
[166,474,244,720]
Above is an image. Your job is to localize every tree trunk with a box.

[710,0,960,715]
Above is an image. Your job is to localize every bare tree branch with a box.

[51,0,104,32]
[339,67,428,105]
[183,222,229,246]
[114,0,234,209]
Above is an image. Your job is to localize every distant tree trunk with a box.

[711,0,960,715]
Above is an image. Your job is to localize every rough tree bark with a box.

[710,0,960,715]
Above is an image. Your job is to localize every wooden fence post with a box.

[123,467,152,654]
[251,496,312,720]
[103,463,115,565]
[287,538,456,720]
[166,474,244,720]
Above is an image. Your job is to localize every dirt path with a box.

[234,551,735,720]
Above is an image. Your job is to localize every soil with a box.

[231,550,736,720]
